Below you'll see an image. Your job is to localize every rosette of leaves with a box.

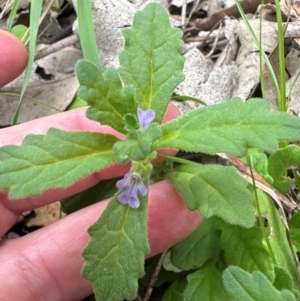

[1,3,300,301]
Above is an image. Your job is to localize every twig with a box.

[181,0,188,31]
[34,34,79,61]
[205,22,223,58]
[194,0,274,32]
[218,153,299,215]
[0,0,13,18]
[186,0,201,25]
[143,250,168,301]
[184,34,221,43]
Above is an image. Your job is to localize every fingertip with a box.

[147,180,202,256]
[163,103,181,123]
[0,30,28,87]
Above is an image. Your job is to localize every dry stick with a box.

[184,15,221,47]
[0,0,13,19]
[182,0,203,44]
[196,20,223,52]
[218,153,298,230]
[194,0,274,31]
[205,22,223,58]
[37,2,72,43]
[185,34,221,43]
[181,0,188,32]
[217,153,295,233]
[34,34,79,61]
[186,0,201,25]
[143,250,168,301]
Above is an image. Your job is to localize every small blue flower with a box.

[116,172,148,208]
[137,108,155,130]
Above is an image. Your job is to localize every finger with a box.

[0,30,28,87]
[0,180,202,301]
[0,107,122,147]
[0,105,180,233]
[0,105,180,147]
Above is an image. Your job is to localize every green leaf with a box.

[7,0,21,32]
[61,177,120,214]
[12,0,43,125]
[11,24,29,44]
[258,191,299,289]
[171,217,221,270]
[157,98,300,157]
[118,3,185,123]
[242,148,273,184]
[288,210,300,252]
[123,113,140,132]
[82,195,149,301]
[289,231,300,253]
[141,255,181,288]
[172,95,207,106]
[223,266,297,301]
[162,278,186,301]
[113,123,162,163]
[220,224,275,281]
[76,60,136,133]
[166,164,255,228]
[113,139,140,163]
[273,266,299,298]
[268,145,300,193]
[163,251,182,272]
[67,96,87,110]
[0,129,118,199]
[184,260,229,301]
[77,0,102,70]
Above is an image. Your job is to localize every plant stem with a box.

[249,154,277,264]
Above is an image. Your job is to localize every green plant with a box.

[1,3,300,301]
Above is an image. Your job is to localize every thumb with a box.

[0,30,28,87]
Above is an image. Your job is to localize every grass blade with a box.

[234,0,280,103]
[77,0,102,71]
[12,0,43,125]
[274,0,287,112]
[6,0,21,32]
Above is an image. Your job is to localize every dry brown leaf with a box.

[72,0,169,69]
[0,47,82,125]
[26,202,65,227]
[175,19,239,109]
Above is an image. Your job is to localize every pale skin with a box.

[0,30,202,301]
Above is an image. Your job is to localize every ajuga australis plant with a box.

[1,3,300,301]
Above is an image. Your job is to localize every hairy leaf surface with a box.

[118,3,185,123]
[258,191,299,290]
[268,145,300,193]
[0,129,118,199]
[288,210,300,252]
[223,266,297,301]
[76,60,136,133]
[166,164,255,228]
[184,260,229,301]
[157,98,300,157]
[162,279,185,301]
[171,217,221,270]
[273,266,299,297]
[113,123,162,163]
[220,224,275,281]
[243,148,273,184]
[82,195,149,301]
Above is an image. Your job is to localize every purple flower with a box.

[137,108,155,130]
[116,172,148,208]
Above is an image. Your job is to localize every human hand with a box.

[0,30,201,301]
